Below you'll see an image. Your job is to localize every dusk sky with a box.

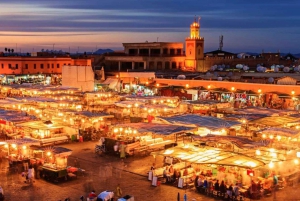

[1,0,300,53]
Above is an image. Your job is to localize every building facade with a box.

[0,56,92,75]
[102,19,297,72]
[104,19,204,72]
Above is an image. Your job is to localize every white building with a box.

[62,65,95,92]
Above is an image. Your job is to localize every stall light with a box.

[47,152,51,156]
[146,81,149,85]
[100,118,103,121]
[246,161,256,168]
[134,103,139,107]
[269,148,275,153]
[11,144,16,149]
[258,89,262,94]
[163,108,167,112]
[294,159,299,165]
[297,152,300,158]
[114,128,119,133]
[120,128,123,132]
[207,85,211,89]
[269,135,274,139]
[4,144,8,149]
[82,119,85,123]
[156,83,160,87]
[277,135,281,141]
[242,119,247,124]
[268,161,274,169]
[22,145,26,150]
[234,160,242,165]
[133,130,137,134]
[271,153,277,158]
[231,87,235,91]
[256,150,261,155]
[292,90,295,95]
[163,149,174,155]
[185,84,189,88]
[296,126,300,129]
[127,105,132,108]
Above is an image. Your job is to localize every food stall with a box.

[30,146,73,182]
[186,100,232,115]
[157,114,241,136]
[105,123,194,156]
[1,138,40,171]
[16,120,77,146]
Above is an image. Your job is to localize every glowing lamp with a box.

[47,152,51,156]
[156,84,160,87]
[292,90,295,95]
[4,144,8,149]
[262,134,266,138]
[231,87,235,91]
[12,144,16,149]
[268,161,274,169]
[22,145,26,150]
[256,150,261,155]
[294,159,299,165]
[258,89,262,93]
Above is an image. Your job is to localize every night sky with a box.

[1,0,300,53]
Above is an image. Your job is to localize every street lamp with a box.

[291,90,295,95]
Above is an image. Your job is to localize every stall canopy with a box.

[5,138,40,146]
[75,111,114,118]
[259,127,300,137]
[158,114,240,130]
[193,135,268,149]
[235,107,297,116]
[0,109,37,123]
[101,78,118,89]
[152,145,265,169]
[30,146,72,157]
[115,123,194,135]
[250,116,299,127]
[225,114,267,122]
[16,120,64,130]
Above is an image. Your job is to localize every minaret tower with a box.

[185,17,205,71]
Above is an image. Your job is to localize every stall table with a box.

[42,166,68,182]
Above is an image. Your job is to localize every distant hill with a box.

[93,49,114,55]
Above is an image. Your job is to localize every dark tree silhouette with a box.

[8,49,11,54]
[11,49,14,54]
[4,48,7,53]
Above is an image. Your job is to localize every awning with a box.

[101,78,118,89]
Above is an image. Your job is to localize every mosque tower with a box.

[185,17,205,71]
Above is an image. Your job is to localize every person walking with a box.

[27,165,35,184]
[116,184,122,198]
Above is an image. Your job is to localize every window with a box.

[52,64,54,68]
[57,64,60,68]
[68,63,71,66]
[40,64,44,69]
[34,64,36,69]
[198,49,201,55]
[8,64,11,69]
[15,64,18,69]
[25,64,28,69]
[1,64,3,69]
[47,64,50,69]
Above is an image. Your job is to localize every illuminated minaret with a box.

[185,17,205,71]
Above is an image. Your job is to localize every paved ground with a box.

[1,141,300,201]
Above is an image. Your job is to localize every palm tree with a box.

[8,49,10,54]
[11,49,14,54]
[4,48,7,53]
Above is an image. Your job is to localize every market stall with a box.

[105,123,194,156]
[157,114,241,136]
[186,100,232,115]
[16,120,77,146]
[1,138,40,171]
[29,146,73,182]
